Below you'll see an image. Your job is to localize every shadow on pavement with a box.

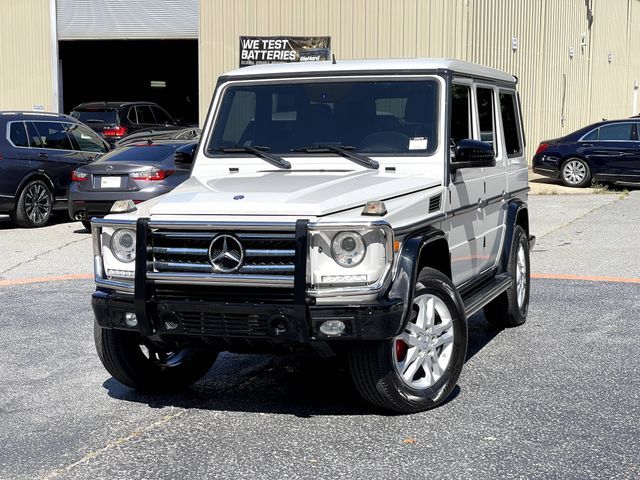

[0,211,82,231]
[100,314,499,416]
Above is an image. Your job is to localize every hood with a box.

[149,170,440,217]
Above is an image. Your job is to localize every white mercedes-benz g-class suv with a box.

[91,59,533,413]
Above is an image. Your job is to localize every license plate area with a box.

[98,176,123,189]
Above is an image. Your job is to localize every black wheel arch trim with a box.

[387,227,449,337]
[500,199,529,273]
[15,171,56,201]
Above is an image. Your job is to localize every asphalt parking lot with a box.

[1,191,639,480]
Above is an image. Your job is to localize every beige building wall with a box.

[0,0,55,112]
[200,0,640,157]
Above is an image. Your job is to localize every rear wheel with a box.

[347,268,468,413]
[484,225,530,328]
[561,158,591,187]
[94,321,218,391]
[10,179,53,228]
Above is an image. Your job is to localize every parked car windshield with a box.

[207,80,439,155]
[71,109,118,124]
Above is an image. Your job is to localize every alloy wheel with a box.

[516,242,528,309]
[24,183,51,224]
[393,294,455,389]
[562,160,587,185]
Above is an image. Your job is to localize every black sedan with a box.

[532,119,640,187]
[68,140,197,229]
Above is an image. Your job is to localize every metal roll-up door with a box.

[56,0,199,40]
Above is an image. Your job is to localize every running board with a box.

[462,273,512,318]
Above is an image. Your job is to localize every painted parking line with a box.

[0,273,93,287]
[531,273,640,284]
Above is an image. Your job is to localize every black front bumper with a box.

[92,289,404,342]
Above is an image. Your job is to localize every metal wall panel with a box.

[0,0,55,112]
[56,0,199,40]
[199,0,640,158]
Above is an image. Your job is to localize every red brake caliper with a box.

[395,339,408,361]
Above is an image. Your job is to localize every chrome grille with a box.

[149,230,296,283]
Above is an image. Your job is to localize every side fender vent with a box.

[429,194,442,213]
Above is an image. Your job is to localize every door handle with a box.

[39,153,48,159]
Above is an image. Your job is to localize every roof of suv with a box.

[72,101,158,110]
[223,58,517,83]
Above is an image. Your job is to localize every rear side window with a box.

[26,122,44,147]
[598,123,633,141]
[477,87,495,149]
[8,122,29,147]
[582,128,599,141]
[499,92,523,157]
[33,122,73,150]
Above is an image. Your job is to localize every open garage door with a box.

[56,0,199,124]
[58,39,199,124]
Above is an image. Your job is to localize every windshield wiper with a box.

[291,145,379,170]
[212,145,290,170]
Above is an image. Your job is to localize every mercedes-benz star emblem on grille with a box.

[208,234,244,273]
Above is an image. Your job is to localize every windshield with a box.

[71,110,118,124]
[208,79,439,155]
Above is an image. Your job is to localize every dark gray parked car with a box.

[68,140,197,229]
[0,111,110,228]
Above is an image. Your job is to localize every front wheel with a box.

[94,321,218,391]
[347,268,468,413]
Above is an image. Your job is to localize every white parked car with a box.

[91,59,533,413]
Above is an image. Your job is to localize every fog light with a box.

[319,319,346,336]
[124,312,138,327]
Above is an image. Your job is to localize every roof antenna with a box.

[332,54,336,64]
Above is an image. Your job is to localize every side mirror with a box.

[450,139,496,170]
[174,143,196,168]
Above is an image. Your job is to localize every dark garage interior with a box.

[58,39,199,125]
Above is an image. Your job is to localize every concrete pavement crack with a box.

[536,195,625,240]
[0,236,90,277]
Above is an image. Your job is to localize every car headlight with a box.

[331,231,366,267]
[110,228,136,263]
[309,224,393,293]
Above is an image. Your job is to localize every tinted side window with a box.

[127,107,138,124]
[26,122,44,148]
[33,122,73,150]
[450,84,471,144]
[477,87,495,149]
[66,123,108,153]
[8,122,29,147]
[152,106,173,124]
[599,123,633,141]
[499,92,523,157]
[137,106,156,124]
[582,128,599,141]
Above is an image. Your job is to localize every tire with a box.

[347,268,468,413]
[94,321,218,391]
[483,225,530,328]
[560,157,591,187]
[82,220,92,231]
[10,179,53,228]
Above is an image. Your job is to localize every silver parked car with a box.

[68,139,197,229]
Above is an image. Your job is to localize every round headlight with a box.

[331,231,366,267]
[110,228,136,263]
